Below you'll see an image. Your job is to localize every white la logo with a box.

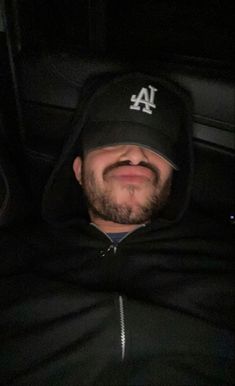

[130,85,158,115]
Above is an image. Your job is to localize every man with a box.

[72,143,173,233]
[1,73,234,385]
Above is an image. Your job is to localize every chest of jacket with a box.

[3,223,232,385]
[1,272,234,385]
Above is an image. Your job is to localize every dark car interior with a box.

[0,0,234,228]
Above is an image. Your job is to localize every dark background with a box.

[15,0,235,63]
[0,0,234,224]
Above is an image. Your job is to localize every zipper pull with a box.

[99,243,117,257]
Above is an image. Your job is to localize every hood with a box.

[42,72,194,228]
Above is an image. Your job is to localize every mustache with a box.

[103,160,160,179]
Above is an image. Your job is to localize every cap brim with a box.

[82,121,179,170]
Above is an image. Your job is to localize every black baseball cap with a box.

[80,73,186,169]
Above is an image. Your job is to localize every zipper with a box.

[90,222,146,257]
[119,295,126,361]
[90,223,147,361]
[99,244,117,257]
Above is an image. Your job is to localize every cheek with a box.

[82,163,104,187]
[154,160,173,182]
[162,167,173,182]
[84,154,109,175]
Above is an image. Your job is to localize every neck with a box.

[89,213,145,233]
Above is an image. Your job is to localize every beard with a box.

[81,162,172,225]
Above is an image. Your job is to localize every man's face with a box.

[73,144,173,224]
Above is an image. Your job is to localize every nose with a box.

[119,145,148,165]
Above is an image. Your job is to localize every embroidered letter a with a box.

[130,85,157,115]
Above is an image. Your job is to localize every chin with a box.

[114,187,152,203]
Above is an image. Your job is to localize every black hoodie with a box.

[0,73,234,385]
